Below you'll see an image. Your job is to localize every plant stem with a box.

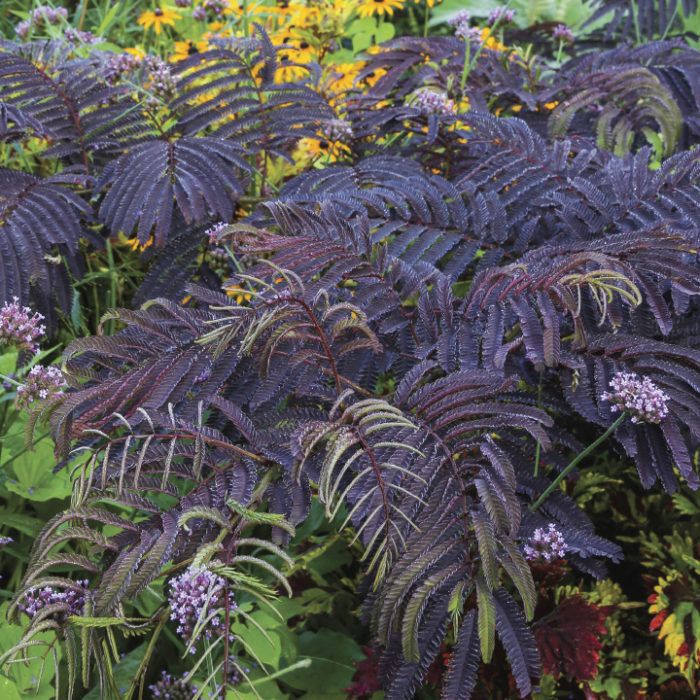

[460,39,471,91]
[530,412,627,511]
[423,1,430,37]
[0,372,20,387]
[105,239,118,335]
[242,0,249,37]
[533,370,544,477]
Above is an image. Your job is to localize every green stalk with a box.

[533,371,544,477]
[105,239,118,335]
[530,412,627,512]
[460,39,471,91]
[242,0,250,37]
[0,372,21,388]
[423,1,430,37]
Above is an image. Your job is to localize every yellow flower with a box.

[225,284,252,304]
[294,136,350,166]
[125,46,147,60]
[413,0,441,6]
[169,40,198,63]
[137,5,181,34]
[115,232,154,251]
[357,0,405,18]
[275,43,315,81]
[324,62,363,95]
[480,27,507,52]
[543,100,559,111]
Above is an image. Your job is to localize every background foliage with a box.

[1,1,700,698]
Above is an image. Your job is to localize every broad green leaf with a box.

[3,435,71,502]
[0,604,60,700]
[282,629,364,697]
[0,676,22,700]
[82,643,148,700]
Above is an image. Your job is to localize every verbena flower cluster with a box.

[447,10,471,29]
[553,24,575,42]
[18,580,90,621]
[0,297,45,352]
[168,566,235,652]
[104,53,142,85]
[601,371,670,424]
[0,536,13,547]
[144,56,177,102]
[487,8,515,25]
[15,365,66,411]
[148,671,198,699]
[15,5,67,39]
[205,221,227,244]
[65,27,100,45]
[412,89,457,117]
[524,524,567,562]
[323,118,354,141]
[203,0,228,17]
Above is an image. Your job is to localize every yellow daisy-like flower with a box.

[294,136,350,167]
[413,0,441,6]
[324,61,364,95]
[169,40,198,63]
[275,43,315,82]
[357,0,405,18]
[115,232,154,252]
[137,5,181,34]
[225,283,253,304]
[125,46,147,60]
[480,27,507,52]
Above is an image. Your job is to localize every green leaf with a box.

[0,604,60,700]
[82,643,148,700]
[0,351,18,376]
[282,629,364,697]
[0,676,22,700]
[232,611,283,667]
[375,22,395,42]
[3,435,71,502]
[476,574,496,663]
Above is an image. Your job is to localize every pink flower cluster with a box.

[168,566,235,653]
[15,365,66,411]
[412,89,457,117]
[18,579,90,622]
[524,524,567,562]
[601,371,670,424]
[0,297,45,353]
